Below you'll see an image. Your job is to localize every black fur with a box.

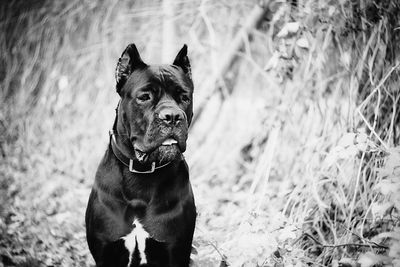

[85,44,196,267]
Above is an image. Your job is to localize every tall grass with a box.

[0,0,399,266]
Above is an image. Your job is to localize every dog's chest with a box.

[122,219,150,266]
[123,196,184,240]
[121,218,171,267]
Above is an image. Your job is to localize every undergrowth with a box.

[0,0,399,266]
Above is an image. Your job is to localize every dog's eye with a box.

[181,95,190,103]
[137,93,151,102]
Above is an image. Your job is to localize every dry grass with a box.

[0,0,399,266]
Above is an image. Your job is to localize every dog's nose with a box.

[158,108,183,125]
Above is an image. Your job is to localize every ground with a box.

[1,0,400,266]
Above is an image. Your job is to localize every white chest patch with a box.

[122,219,150,266]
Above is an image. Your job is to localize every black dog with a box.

[85,44,196,267]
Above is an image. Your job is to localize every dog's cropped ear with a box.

[173,44,192,79]
[115,44,147,94]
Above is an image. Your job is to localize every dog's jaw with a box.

[133,142,183,165]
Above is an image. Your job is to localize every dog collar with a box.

[109,130,171,174]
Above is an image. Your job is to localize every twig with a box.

[255,127,279,212]
[302,233,389,250]
[322,243,388,249]
[345,228,388,250]
[387,94,399,145]
[206,241,228,264]
[199,0,218,73]
[357,109,388,150]
[357,62,400,111]
[192,2,270,125]
[346,137,367,228]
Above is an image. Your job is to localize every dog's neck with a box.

[111,102,137,160]
[112,139,188,204]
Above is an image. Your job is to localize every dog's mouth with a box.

[134,138,182,164]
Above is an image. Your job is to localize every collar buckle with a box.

[129,160,156,174]
[110,129,172,174]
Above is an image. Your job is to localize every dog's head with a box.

[114,44,193,165]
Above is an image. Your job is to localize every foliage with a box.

[0,0,399,266]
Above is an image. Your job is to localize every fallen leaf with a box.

[371,202,394,219]
[264,52,280,71]
[376,179,398,195]
[278,225,297,241]
[338,257,358,267]
[358,252,391,267]
[338,133,356,147]
[296,37,309,49]
[277,22,300,38]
